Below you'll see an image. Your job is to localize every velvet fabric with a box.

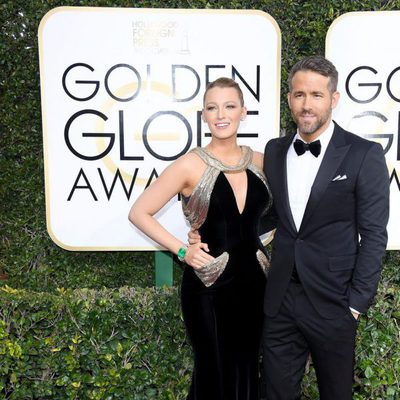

[181,169,271,400]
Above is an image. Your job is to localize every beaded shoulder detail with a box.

[193,146,253,172]
[248,163,273,215]
[181,146,272,230]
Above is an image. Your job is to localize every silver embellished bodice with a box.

[181,146,272,287]
[182,146,272,231]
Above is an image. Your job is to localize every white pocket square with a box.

[332,174,347,181]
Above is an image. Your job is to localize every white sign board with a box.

[327,11,400,250]
[39,7,281,250]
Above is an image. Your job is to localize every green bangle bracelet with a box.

[177,246,187,261]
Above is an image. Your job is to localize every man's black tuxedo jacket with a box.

[262,122,389,318]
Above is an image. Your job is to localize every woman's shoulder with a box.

[177,149,209,197]
[166,149,208,188]
[170,148,206,170]
[251,150,264,170]
[177,147,206,169]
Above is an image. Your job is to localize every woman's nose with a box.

[217,108,225,119]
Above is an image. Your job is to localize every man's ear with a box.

[287,92,291,108]
[331,91,340,110]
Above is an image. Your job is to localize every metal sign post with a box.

[155,251,173,287]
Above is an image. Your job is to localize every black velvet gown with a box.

[181,165,271,400]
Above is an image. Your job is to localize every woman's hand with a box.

[184,242,214,270]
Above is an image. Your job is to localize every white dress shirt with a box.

[286,121,334,231]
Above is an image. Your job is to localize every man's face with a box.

[287,70,339,141]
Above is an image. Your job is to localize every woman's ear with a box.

[241,107,248,121]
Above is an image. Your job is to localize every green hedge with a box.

[0,286,192,399]
[1,264,399,399]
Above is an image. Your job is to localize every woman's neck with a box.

[205,140,242,166]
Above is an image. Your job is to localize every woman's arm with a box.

[129,154,214,269]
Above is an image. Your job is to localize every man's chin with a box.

[298,123,317,136]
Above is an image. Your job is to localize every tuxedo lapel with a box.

[299,126,351,232]
[275,134,297,234]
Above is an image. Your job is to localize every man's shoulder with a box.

[266,134,292,148]
[334,122,380,151]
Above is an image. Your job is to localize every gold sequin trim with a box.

[194,252,229,287]
[256,249,270,277]
[182,146,267,230]
[248,164,273,216]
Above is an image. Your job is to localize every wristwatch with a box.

[177,246,187,261]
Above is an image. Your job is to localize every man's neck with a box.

[298,119,333,143]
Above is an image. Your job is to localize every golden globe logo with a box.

[62,62,263,201]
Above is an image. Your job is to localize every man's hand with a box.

[188,229,202,245]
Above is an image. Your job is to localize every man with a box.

[262,55,389,399]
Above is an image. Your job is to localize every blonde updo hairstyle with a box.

[203,77,244,107]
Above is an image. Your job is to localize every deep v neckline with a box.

[221,170,249,216]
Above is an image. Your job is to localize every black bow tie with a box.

[293,139,321,157]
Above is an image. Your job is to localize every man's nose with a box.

[302,96,312,110]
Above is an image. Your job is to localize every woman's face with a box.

[202,86,246,141]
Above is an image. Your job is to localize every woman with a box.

[129,77,272,399]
